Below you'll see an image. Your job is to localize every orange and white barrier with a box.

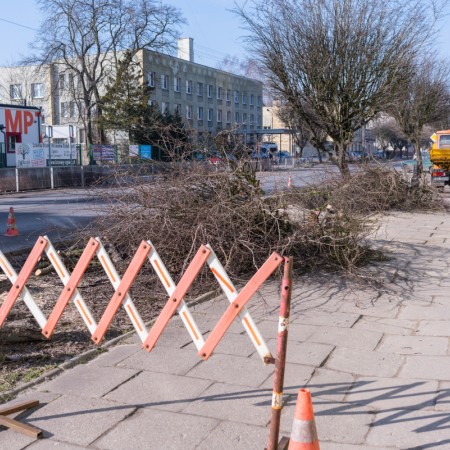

[0,236,283,365]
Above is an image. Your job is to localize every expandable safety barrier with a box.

[0,236,283,363]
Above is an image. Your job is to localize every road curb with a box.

[0,289,219,403]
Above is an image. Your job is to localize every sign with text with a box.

[92,145,116,163]
[15,143,76,168]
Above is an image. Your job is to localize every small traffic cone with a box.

[5,207,18,237]
[288,389,320,450]
[288,175,293,189]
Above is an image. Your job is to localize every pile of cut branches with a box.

[87,161,374,277]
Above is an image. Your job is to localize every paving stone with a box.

[185,353,273,387]
[307,327,382,351]
[320,443,396,450]
[399,355,450,381]
[325,348,404,377]
[94,408,218,450]
[280,399,373,444]
[351,317,415,335]
[295,312,360,328]
[398,304,450,320]
[12,395,136,446]
[377,335,448,356]
[196,421,267,450]
[344,377,438,410]
[416,320,450,336]
[0,428,35,450]
[38,365,139,398]
[209,331,258,357]
[338,298,400,319]
[117,345,200,375]
[182,382,271,426]
[103,371,212,412]
[273,340,335,367]
[88,344,141,367]
[366,409,450,448]
[306,368,354,402]
[434,382,450,411]
[259,362,315,393]
[253,320,319,343]
[27,440,87,449]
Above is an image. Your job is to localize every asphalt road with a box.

[0,166,334,254]
[0,189,108,253]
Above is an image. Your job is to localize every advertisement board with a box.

[15,143,76,168]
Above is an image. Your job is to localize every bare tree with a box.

[235,0,448,176]
[371,116,408,157]
[390,57,450,174]
[26,0,184,144]
[277,102,311,156]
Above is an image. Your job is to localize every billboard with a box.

[15,143,76,168]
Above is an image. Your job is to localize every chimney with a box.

[178,37,194,62]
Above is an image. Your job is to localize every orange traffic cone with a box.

[288,389,320,450]
[5,207,18,237]
[288,175,293,189]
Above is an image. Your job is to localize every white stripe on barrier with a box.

[43,237,97,334]
[0,251,47,329]
[147,242,205,350]
[205,244,272,363]
[95,238,148,342]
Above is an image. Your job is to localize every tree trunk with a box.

[414,139,423,176]
[336,142,350,177]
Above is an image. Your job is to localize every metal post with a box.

[15,168,19,192]
[81,165,85,188]
[50,167,54,189]
[267,256,293,450]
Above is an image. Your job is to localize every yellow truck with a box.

[430,130,450,188]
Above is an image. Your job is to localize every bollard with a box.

[267,256,293,450]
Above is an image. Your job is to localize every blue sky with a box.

[0,0,449,68]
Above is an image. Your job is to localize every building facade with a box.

[0,39,263,146]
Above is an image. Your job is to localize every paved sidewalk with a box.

[2,211,450,449]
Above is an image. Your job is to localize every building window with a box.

[250,94,254,105]
[197,82,203,96]
[59,73,66,90]
[243,113,247,123]
[161,102,169,113]
[235,112,240,123]
[32,83,44,99]
[186,105,192,119]
[217,86,222,100]
[70,102,77,118]
[257,96,262,106]
[186,79,192,94]
[208,108,213,122]
[242,93,247,104]
[250,113,254,124]
[217,109,222,123]
[226,89,231,101]
[161,74,169,90]
[174,77,181,92]
[174,103,181,115]
[147,72,155,87]
[61,102,68,118]
[10,84,22,99]
[234,90,239,103]
[226,111,231,124]
[197,107,204,120]
[207,84,213,98]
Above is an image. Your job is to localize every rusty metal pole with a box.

[267,256,293,450]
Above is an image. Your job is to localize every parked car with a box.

[277,151,291,159]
